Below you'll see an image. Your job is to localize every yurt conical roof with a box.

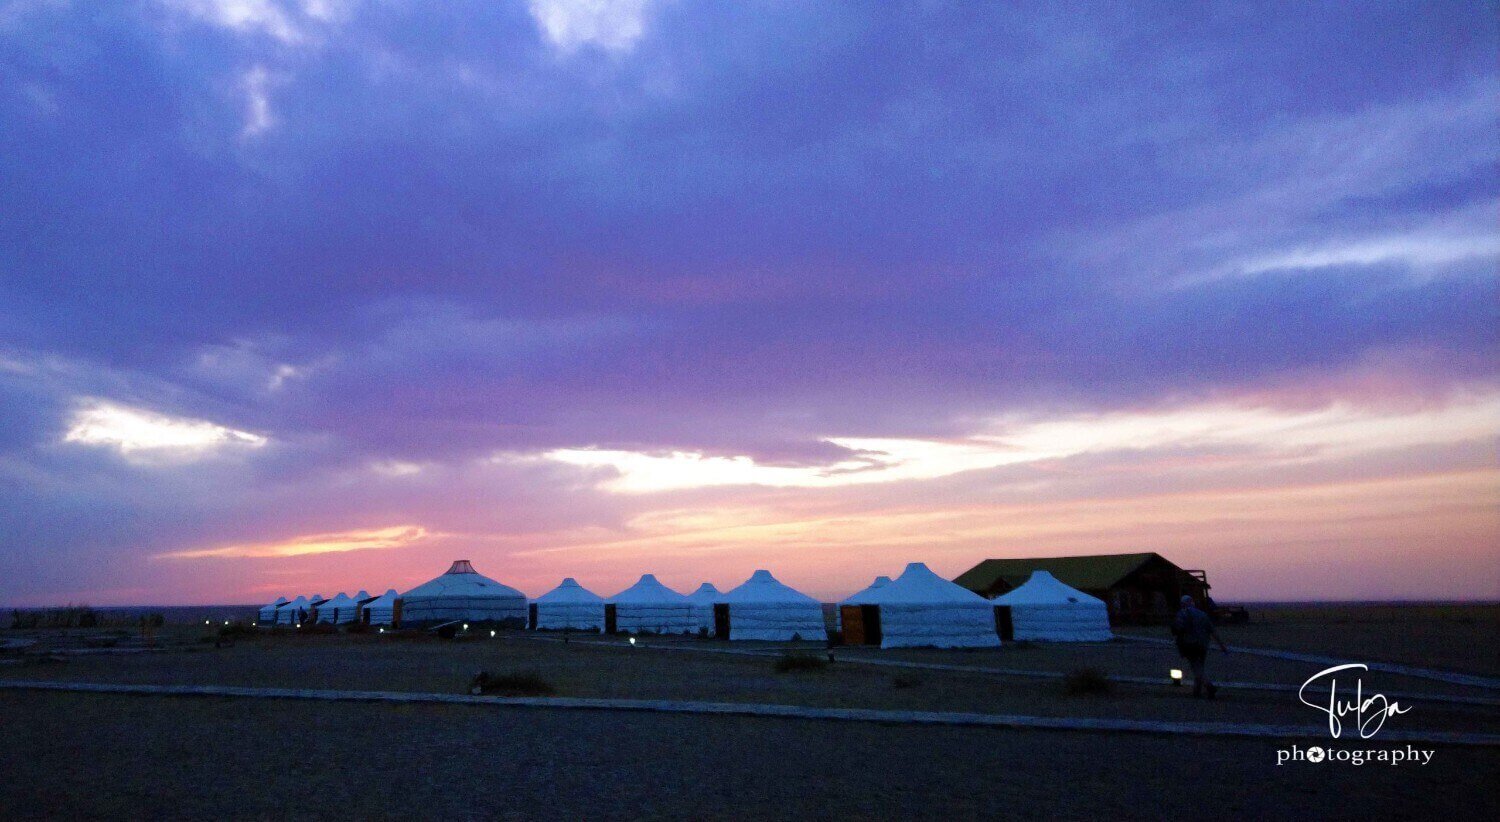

[401,560,525,599]
[537,578,604,604]
[842,575,894,604]
[685,583,722,603]
[611,574,687,603]
[861,563,988,604]
[723,570,819,604]
[993,570,1105,606]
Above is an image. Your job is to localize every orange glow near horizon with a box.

[35,394,1497,609]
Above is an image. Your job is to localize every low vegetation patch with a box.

[10,605,100,629]
[890,672,923,689]
[773,653,828,673]
[469,670,556,696]
[1062,667,1113,696]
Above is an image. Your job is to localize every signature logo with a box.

[1299,663,1411,739]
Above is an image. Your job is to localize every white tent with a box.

[852,563,1000,649]
[315,592,361,624]
[360,589,399,626]
[534,578,605,632]
[258,597,287,624]
[275,595,309,626]
[306,594,328,622]
[399,560,527,626]
[721,570,826,642]
[992,571,1112,641]
[685,583,723,636]
[610,574,695,635]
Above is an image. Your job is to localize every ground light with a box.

[629,637,636,646]
[462,623,469,631]
[490,630,496,638]
[1170,669,1183,686]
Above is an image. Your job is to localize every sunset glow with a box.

[0,2,1494,608]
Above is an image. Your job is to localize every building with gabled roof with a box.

[953,552,1210,624]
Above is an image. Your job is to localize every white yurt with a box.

[315,592,360,624]
[360,589,400,626]
[853,563,1000,649]
[721,570,826,641]
[258,597,287,624]
[275,595,309,626]
[610,574,695,635]
[399,560,528,627]
[991,571,1112,641]
[306,594,328,622]
[685,583,723,635]
[533,578,606,632]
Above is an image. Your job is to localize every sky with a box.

[1,0,1496,606]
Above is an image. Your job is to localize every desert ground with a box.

[1,604,1496,819]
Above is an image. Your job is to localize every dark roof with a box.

[953,553,1169,593]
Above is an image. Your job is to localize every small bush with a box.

[773,653,828,674]
[298,623,338,635]
[891,672,923,689]
[346,622,373,634]
[1062,667,1113,696]
[469,670,556,696]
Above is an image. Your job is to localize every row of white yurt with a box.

[257,559,1106,644]
[314,591,371,625]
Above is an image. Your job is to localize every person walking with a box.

[1172,594,1229,698]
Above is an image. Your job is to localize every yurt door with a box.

[993,605,1014,641]
[839,605,866,645]
[861,605,882,645]
[604,604,617,635]
[528,603,538,630]
[713,603,730,640]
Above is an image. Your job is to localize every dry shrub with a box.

[1062,667,1113,696]
[469,670,556,696]
[773,653,828,673]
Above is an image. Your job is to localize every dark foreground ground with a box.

[1,691,1495,821]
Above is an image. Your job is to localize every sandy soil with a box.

[1,629,1495,734]
[0,690,1494,820]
